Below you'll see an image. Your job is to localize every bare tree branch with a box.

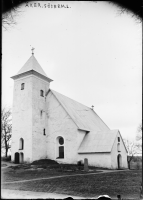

[1,107,12,157]
[124,139,141,169]
[136,123,142,141]
[2,4,22,30]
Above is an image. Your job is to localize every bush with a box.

[31,159,59,165]
[136,162,140,170]
[1,156,11,162]
[132,156,142,162]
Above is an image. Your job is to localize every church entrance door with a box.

[117,154,122,169]
[20,152,24,163]
[15,152,19,164]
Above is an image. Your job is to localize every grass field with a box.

[1,160,142,199]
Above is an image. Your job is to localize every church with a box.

[11,52,128,169]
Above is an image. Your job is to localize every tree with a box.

[108,1,142,22]
[136,123,142,141]
[124,139,140,169]
[1,107,12,157]
[135,123,142,155]
[2,6,21,30]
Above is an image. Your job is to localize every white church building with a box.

[11,53,128,169]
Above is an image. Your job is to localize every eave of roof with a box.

[78,151,111,154]
[11,70,53,83]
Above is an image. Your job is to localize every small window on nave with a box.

[40,110,43,117]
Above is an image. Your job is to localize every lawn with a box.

[1,160,100,182]
[1,162,142,199]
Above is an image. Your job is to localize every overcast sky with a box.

[2,1,142,141]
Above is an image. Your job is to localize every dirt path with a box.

[1,161,20,167]
[2,169,129,184]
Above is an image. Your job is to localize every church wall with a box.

[78,153,111,168]
[11,76,33,163]
[77,130,86,152]
[111,132,128,169]
[31,76,50,161]
[46,91,83,164]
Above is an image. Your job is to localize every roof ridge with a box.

[51,89,91,110]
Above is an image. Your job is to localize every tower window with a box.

[40,90,44,97]
[118,137,120,142]
[43,129,46,135]
[21,83,25,90]
[19,138,24,150]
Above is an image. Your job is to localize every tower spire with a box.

[31,47,35,55]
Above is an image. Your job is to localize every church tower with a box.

[11,51,53,163]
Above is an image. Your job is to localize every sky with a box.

[2,1,142,141]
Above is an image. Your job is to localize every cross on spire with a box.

[31,47,35,55]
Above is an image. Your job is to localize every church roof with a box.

[17,55,48,77]
[50,89,110,132]
[49,90,128,153]
[78,130,119,153]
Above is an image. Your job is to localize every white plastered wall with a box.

[46,91,86,164]
[11,75,33,163]
[31,76,50,161]
[111,131,128,169]
[78,153,111,168]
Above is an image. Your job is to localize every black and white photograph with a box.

[1,1,142,199]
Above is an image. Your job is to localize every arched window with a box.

[21,83,25,90]
[56,136,64,159]
[19,138,24,150]
[40,90,44,97]
[118,137,120,142]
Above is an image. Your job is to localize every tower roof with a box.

[11,55,53,82]
[17,55,48,77]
